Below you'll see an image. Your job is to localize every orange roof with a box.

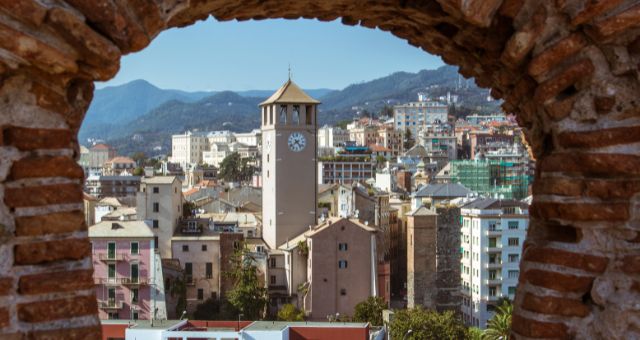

[183,188,199,197]
[369,144,391,152]
[91,143,112,150]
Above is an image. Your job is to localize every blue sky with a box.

[98,18,444,92]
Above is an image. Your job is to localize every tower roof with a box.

[260,79,320,105]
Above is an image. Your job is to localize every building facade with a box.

[90,221,165,321]
[170,131,208,169]
[394,100,448,136]
[137,176,183,258]
[460,198,529,328]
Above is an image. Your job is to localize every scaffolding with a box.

[449,159,531,199]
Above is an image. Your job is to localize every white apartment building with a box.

[170,131,208,169]
[317,125,349,148]
[348,125,378,147]
[136,176,184,259]
[234,129,261,146]
[206,130,235,144]
[460,198,529,329]
[394,99,448,136]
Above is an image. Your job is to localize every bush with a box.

[389,308,467,340]
[353,296,387,326]
[277,304,304,321]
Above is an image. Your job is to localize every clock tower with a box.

[260,79,320,249]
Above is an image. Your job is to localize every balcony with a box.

[486,229,502,237]
[486,245,502,253]
[121,277,149,286]
[185,275,195,286]
[99,299,124,310]
[487,262,502,269]
[95,277,149,285]
[268,285,287,292]
[486,279,502,286]
[98,253,127,262]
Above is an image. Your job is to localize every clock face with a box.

[288,132,306,152]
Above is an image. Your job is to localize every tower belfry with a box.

[260,80,320,249]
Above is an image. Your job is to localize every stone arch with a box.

[0,0,638,338]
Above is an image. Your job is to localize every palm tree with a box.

[483,301,512,340]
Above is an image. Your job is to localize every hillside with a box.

[107,91,263,156]
[83,65,501,156]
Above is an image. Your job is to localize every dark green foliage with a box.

[404,129,415,150]
[353,296,387,326]
[483,301,512,340]
[388,308,468,340]
[277,304,305,321]
[169,274,188,319]
[218,152,255,183]
[224,244,268,320]
[193,298,238,320]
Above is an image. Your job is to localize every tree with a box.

[483,301,512,340]
[132,167,144,176]
[468,327,484,340]
[404,128,415,150]
[224,243,268,320]
[131,151,146,166]
[183,201,197,218]
[353,296,387,326]
[218,152,255,183]
[388,308,467,340]
[277,304,304,321]
[335,120,351,129]
[169,274,187,319]
[194,298,237,320]
[375,155,387,168]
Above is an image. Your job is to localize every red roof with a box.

[369,144,391,152]
[91,143,112,150]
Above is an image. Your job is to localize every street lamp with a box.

[403,329,413,340]
[237,313,244,331]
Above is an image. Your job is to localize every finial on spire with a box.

[288,63,292,80]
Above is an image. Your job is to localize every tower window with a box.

[292,105,300,125]
[306,105,312,125]
[279,105,287,124]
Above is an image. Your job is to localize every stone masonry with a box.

[406,206,461,313]
[0,0,638,338]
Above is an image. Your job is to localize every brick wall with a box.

[0,0,638,338]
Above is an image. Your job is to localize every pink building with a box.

[90,220,165,320]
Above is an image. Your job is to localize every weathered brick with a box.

[29,81,70,115]
[534,177,640,200]
[0,277,12,296]
[622,255,640,274]
[499,0,525,18]
[594,96,615,114]
[0,21,77,74]
[0,308,8,328]
[27,325,102,340]
[570,0,625,26]
[591,3,640,39]
[523,246,609,273]
[557,126,640,149]
[522,293,590,317]
[18,295,97,323]
[460,0,504,28]
[512,313,570,338]
[19,269,94,295]
[501,5,546,67]
[4,183,83,208]
[2,126,73,151]
[532,177,583,197]
[15,211,86,236]
[10,156,84,180]
[14,238,90,265]
[0,0,47,26]
[528,33,587,78]
[521,269,594,293]
[534,59,594,104]
[530,201,629,222]
[544,94,576,120]
[540,153,640,177]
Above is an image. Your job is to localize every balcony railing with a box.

[487,262,502,269]
[95,277,149,285]
[98,253,127,262]
[185,275,195,285]
[99,299,124,310]
[486,245,502,253]
[486,279,502,286]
